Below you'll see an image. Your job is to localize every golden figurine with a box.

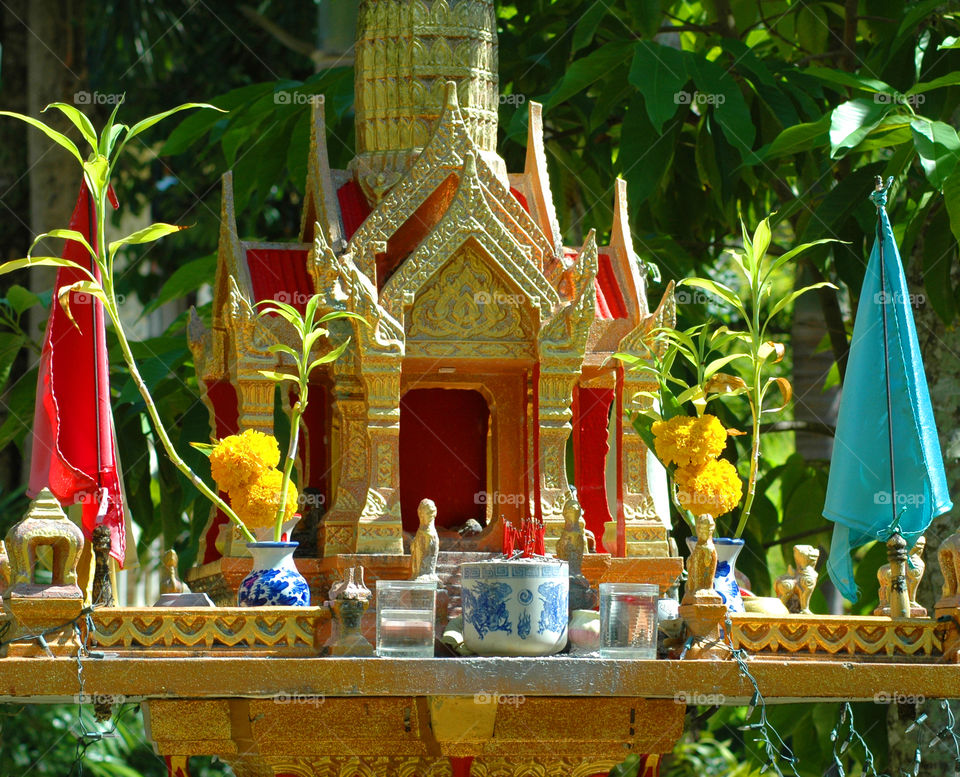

[555,498,586,578]
[877,536,926,617]
[410,498,440,583]
[160,549,190,596]
[91,525,115,607]
[775,545,820,614]
[682,514,720,606]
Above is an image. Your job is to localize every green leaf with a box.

[571,3,607,53]
[307,338,351,374]
[0,331,25,392]
[943,169,960,248]
[762,238,841,287]
[704,353,748,378]
[802,67,893,94]
[908,72,960,95]
[923,205,957,323]
[679,277,747,319]
[0,365,37,452]
[42,101,97,152]
[829,99,889,158]
[256,299,301,326]
[317,310,367,325]
[689,56,756,156]
[0,256,96,283]
[628,41,688,132]
[108,222,187,258]
[257,370,298,383]
[0,111,83,163]
[29,228,97,261]
[82,155,110,197]
[545,41,635,110]
[752,216,772,264]
[5,285,40,315]
[766,281,836,322]
[188,441,216,457]
[98,98,126,157]
[760,114,830,160]
[910,118,960,189]
[123,103,224,146]
[143,253,216,315]
[266,342,300,360]
[625,0,662,38]
[303,293,321,330]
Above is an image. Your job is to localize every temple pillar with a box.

[320,374,367,556]
[538,361,578,553]
[603,367,672,558]
[236,372,277,435]
[355,363,403,553]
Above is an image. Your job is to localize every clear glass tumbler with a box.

[375,579,437,657]
[599,582,659,658]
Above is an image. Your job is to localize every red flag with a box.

[29,182,126,566]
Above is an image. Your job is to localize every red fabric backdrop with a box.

[399,388,489,532]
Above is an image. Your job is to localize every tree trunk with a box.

[21,0,86,479]
[790,267,844,613]
[886,236,960,776]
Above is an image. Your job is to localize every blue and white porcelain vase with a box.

[237,542,311,607]
[460,558,568,656]
[685,536,745,613]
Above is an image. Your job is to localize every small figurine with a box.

[884,530,911,618]
[877,536,926,617]
[91,525,115,607]
[937,532,960,615]
[160,549,190,596]
[774,544,820,614]
[410,498,440,582]
[682,514,719,605]
[555,498,586,577]
[324,566,374,656]
[556,498,597,611]
[677,513,727,660]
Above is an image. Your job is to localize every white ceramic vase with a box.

[460,558,569,656]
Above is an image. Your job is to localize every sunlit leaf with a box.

[0,111,83,163]
[42,101,98,151]
[108,222,188,257]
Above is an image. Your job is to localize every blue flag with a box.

[824,185,952,602]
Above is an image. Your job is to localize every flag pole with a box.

[86,187,105,501]
[873,175,898,530]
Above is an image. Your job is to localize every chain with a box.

[723,617,801,777]
[828,703,883,776]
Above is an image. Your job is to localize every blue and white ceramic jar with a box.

[237,542,311,607]
[685,536,745,613]
[460,558,569,656]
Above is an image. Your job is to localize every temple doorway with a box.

[399,388,489,533]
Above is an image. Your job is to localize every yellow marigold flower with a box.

[231,469,299,529]
[675,458,742,518]
[210,429,281,494]
[652,414,728,468]
[652,415,696,467]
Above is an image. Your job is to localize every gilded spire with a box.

[352,0,499,191]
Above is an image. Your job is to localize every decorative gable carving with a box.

[408,240,533,345]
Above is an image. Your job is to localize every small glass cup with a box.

[375,580,437,657]
[599,582,659,659]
